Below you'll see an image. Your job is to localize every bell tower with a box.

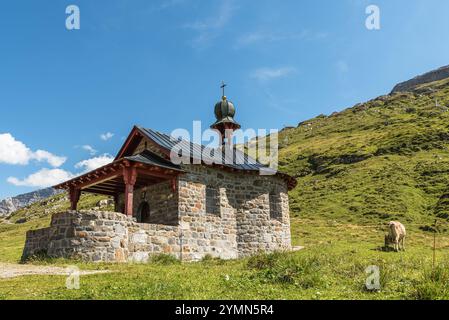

[210,82,241,145]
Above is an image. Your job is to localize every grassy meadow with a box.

[1,211,448,300]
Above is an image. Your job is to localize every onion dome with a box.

[211,96,241,129]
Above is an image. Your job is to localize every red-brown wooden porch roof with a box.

[53,151,184,196]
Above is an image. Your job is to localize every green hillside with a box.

[278,77,449,227]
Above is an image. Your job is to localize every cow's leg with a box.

[401,236,406,251]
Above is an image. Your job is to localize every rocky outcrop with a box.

[391,65,449,93]
[0,198,16,216]
[0,188,62,217]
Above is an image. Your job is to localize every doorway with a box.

[137,201,150,223]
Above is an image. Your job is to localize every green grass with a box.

[1,216,448,300]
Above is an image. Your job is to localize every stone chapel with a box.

[22,91,296,262]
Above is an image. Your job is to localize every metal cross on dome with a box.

[220,81,227,97]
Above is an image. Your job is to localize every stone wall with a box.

[117,181,178,225]
[133,181,178,225]
[178,165,291,260]
[22,210,181,262]
[22,227,52,258]
[128,223,180,262]
[178,174,239,261]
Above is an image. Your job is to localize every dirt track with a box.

[0,263,109,279]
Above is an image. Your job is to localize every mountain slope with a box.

[0,188,62,217]
[277,73,449,226]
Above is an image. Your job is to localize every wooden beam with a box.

[123,165,137,216]
[77,171,121,190]
[84,185,123,193]
[98,180,126,187]
[83,188,117,197]
[69,186,81,210]
[136,168,177,179]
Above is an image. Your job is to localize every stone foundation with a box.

[22,211,181,262]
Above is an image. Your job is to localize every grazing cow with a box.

[384,221,406,252]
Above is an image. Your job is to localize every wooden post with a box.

[123,165,137,216]
[113,194,119,213]
[69,186,81,211]
[433,219,437,271]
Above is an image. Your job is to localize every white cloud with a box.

[235,30,327,48]
[185,0,235,48]
[250,67,297,82]
[32,150,66,167]
[0,133,30,165]
[81,145,97,156]
[186,1,233,31]
[7,168,75,188]
[75,154,114,172]
[100,132,114,141]
[6,154,114,188]
[0,133,66,167]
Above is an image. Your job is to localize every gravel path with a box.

[0,262,109,279]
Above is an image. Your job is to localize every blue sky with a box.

[1,0,449,199]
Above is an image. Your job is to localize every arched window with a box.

[137,201,151,223]
[269,191,282,221]
[206,186,220,216]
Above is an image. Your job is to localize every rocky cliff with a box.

[0,188,62,217]
[391,65,449,93]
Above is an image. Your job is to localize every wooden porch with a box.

[54,151,183,216]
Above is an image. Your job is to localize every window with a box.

[269,192,282,221]
[206,186,220,216]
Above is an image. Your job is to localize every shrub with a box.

[412,265,449,300]
[21,250,50,264]
[247,252,323,288]
[201,254,225,265]
[247,251,285,270]
[150,254,180,265]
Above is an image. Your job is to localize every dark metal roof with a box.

[124,150,183,172]
[137,126,268,171]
